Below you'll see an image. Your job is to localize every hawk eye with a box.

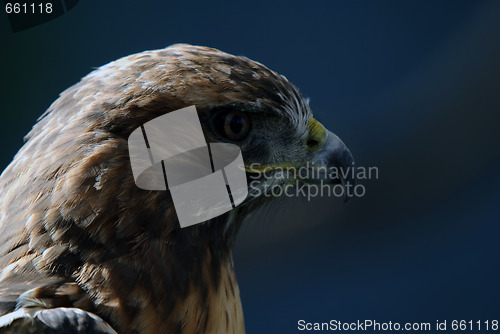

[216,110,251,140]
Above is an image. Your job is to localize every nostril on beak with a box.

[307,118,327,153]
[307,138,320,149]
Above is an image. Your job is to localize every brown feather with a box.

[0,44,312,333]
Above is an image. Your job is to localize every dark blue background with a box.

[1,1,499,333]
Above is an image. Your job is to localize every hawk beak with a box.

[244,118,355,202]
[305,119,355,201]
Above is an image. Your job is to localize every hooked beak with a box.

[245,118,355,202]
[307,129,355,201]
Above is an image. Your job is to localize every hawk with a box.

[0,44,354,333]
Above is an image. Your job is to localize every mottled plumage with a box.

[0,44,353,333]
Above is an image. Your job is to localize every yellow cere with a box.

[306,118,327,152]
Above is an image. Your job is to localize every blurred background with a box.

[1,1,499,332]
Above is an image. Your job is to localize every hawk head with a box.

[0,44,354,333]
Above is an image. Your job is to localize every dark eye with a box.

[215,110,251,140]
